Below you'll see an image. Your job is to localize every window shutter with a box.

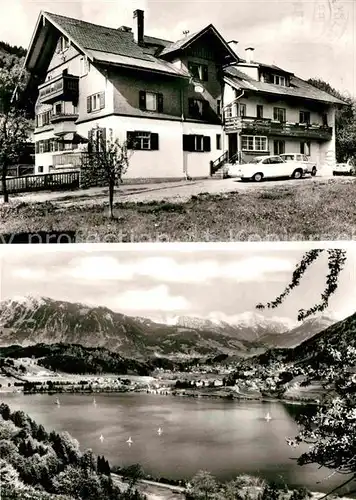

[183,134,194,152]
[150,133,159,150]
[157,93,164,113]
[188,99,195,117]
[202,100,209,118]
[99,92,105,110]
[203,136,211,152]
[35,116,38,127]
[87,96,92,113]
[35,142,39,154]
[139,91,146,110]
[126,131,135,149]
[202,65,208,82]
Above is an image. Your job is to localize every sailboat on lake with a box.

[126,436,133,446]
[265,412,272,422]
[157,427,163,435]
[55,398,60,407]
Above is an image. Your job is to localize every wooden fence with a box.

[1,171,80,194]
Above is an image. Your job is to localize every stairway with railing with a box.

[210,151,242,178]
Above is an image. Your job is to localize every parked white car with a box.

[333,159,355,175]
[279,153,317,176]
[228,155,308,182]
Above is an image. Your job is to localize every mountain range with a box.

[0,296,336,359]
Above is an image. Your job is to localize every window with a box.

[299,111,311,124]
[126,131,159,151]
[273,107,286,122]
[272,74,286,86]
[241,135,268,152]
[274,140,285,155]
[216,134,221,150]
[188,62,208,81]
[36,110,52,127]
[80,56,90,76]
[257,105,264,119]
[239,103,246,117]
[322,113,328,126]
[188,98,208,118]
[87,92,105,113]
[300,141,311,155]
[54,102,63,115]
[224,105,233,119]
[264,156,284,164]
[139,91,164,112]
[58,36,70,53]
[183,134,211,152]
[217,99,221,117]
[38,166,44,173]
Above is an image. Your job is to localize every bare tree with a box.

[82,126,131,218]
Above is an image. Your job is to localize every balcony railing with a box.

[52,152,84,168]
[38,74,79,104]
[224,116,332,140]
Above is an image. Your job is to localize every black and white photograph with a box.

[0,0,355,242]
[0,243,356,499]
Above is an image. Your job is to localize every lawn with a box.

[1,179,356,242]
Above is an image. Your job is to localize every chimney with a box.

[133,9,144,45]
[228,40,239,54]
[245,47,255,64]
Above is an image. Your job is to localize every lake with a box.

[1,392,348,493]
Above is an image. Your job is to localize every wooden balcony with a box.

[224,116,332,140]
[38,74,79,104]
[52,152,84,168]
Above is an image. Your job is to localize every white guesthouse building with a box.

[25,10,345,180]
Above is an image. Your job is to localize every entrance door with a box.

[228,133,238,160]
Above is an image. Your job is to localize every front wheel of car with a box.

[253,173,263,182]
[292,169,303,179]
[311,167,317,177]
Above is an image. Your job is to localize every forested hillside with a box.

[0,402,145,499]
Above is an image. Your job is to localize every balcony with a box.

[52,152,84,168]
[51,113,79,136]
[38,74,79,105]
[224,116,332,141]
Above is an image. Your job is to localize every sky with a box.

[1,0,355,97]
[1,244,356,325]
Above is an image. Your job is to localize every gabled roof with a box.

[160,24,239,64]
[25,11,189,78]
[224,65,346,105]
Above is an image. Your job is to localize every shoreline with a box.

[1,386,319,406]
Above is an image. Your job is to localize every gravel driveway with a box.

[3,175,337,207]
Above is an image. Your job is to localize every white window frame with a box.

[273,107,286,122]
[145,92,158,112]
[188,62,208,81]
[241,135,268,152]
[273,74,286,86]
[299,110,311,124]
[136,131,151,150]
[91,93,101,112]
[59,36,70,53]
[224,105,233,119]
[239,103,246,117]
